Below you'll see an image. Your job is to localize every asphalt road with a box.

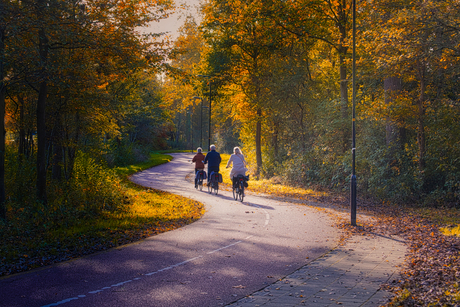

[0,153,340,307]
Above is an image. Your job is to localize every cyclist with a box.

[192,147,206,188]
[204,144,221,185]
[226,146,248,188]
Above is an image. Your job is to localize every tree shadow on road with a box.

[242,202,274,210]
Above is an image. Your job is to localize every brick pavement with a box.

[226,233,406,307]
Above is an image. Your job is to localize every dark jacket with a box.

[192,153,205,169]
[204,150,222,169]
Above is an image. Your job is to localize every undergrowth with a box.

[0,152,203,277]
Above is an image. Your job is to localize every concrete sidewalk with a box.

[226,233,406,307]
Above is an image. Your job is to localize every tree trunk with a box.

[66,112,80,179]
[417,64,426,170]
[176,113,181,148]
[338,40,349,153]
[0,24,6,220]
[0,85,4,221]
[384,76,402,148]
[37,80,48,203]
[18,95,26,158]
[339,53,348,121]
[52,115,62,181]
[27,129,34,158]
[272,120,279,160]
[36,22,49,204]
[297,100,306,151]
[255,108,262,178]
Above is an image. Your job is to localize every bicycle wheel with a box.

[214,182,219,195]
[198,179,203,191]
[238,181,244,202]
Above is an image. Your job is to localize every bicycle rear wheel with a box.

[238,182,244,202]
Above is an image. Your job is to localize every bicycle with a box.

[232,174,247,202]
[195,170,206,191]
[208,171,220,195]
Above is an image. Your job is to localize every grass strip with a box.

[115,153,173,178]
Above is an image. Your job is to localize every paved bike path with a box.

[143,153,407,306]
[1,153,339,307]
[0,153,406,307]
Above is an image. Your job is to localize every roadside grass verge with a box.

[0,152,204,277]
[115,153,173,178]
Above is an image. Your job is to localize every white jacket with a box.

[226,153,247,179]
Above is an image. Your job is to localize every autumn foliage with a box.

[172,0,460,207]
[0,0,459,303]
[0,0,176,219]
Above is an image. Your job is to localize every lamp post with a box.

[350,0,357,226]
[198,75,211,151]
[187,106,193,152]
[192,96,203,148]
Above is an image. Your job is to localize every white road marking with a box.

[42,297,79,307]
[248,203,270,226]
[207,241,242,254]
[40,241,249,307]
[41,170,271,307]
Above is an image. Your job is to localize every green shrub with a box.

[70,151,126,217]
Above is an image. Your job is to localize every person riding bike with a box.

[192,147,206,188]
[204,144,221,185]
[226,146,248,188]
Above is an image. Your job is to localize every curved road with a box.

[0,153,339,307]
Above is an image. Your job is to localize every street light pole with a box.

[187,106,193,153]
[198,75,211,151]
[208,80,211,151]
[350,0,357,226]
[193,97,203,148]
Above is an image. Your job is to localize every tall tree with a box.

[0,0,175,206]
[0,0,19,219]
[201,0,285,176]
[35,0,49,203]
[364,0,460,169]
[262,0,353,151]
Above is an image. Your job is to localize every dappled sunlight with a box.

[219,153,331,202]
[440,225,460,238]
[147,288,187,304]
[247,179,329,199]
[124,188,204,221]
[217,267,248,278]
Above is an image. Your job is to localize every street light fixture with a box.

[197,75,211,151]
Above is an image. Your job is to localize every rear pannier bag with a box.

[199,171,207,179]
[211,172,223,183]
